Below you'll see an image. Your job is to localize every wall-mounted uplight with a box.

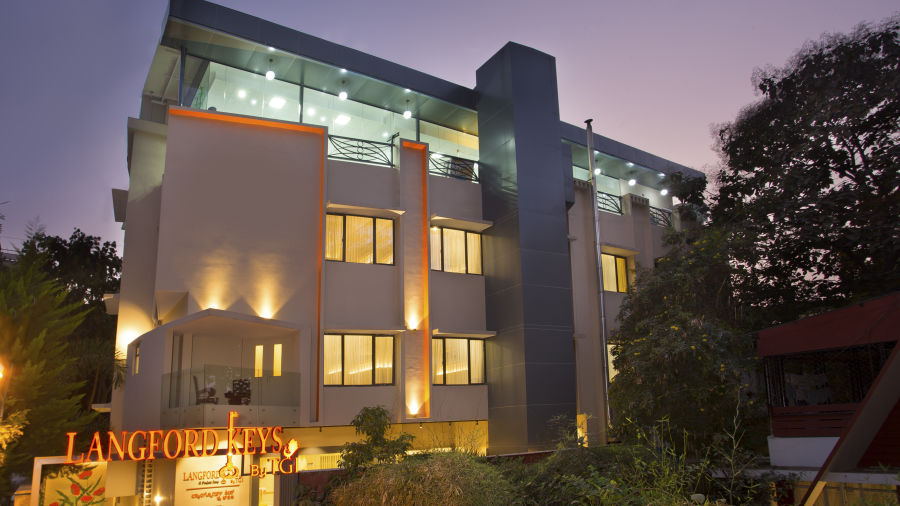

[268,96,285,109]
[627,179,636,186]
[265,70,275,81]
[660,189,669,196]
[335,114,351,125]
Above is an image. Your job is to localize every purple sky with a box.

[1,0,896,253]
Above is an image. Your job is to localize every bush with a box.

[331,452,514,506]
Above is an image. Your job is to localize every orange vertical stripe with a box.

[315,133,325,422]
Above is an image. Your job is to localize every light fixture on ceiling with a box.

[237,89,247,99]
[404,88,411,93]
[265,58,275,80]
[594,168,601,175]
[335,114,351,125]
[658,172,665,177]
[403,100,412,119]
[340,68,347,74]
[628,179,636,186]
[338,80,348,101]
[660,189,669,196]
[626,162,634,167]
[267,46,275,52]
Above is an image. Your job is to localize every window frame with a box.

[323,333,395,386]
[601,253,628,293]
[431,337,486,385]
[430,226,483,275]
[325,213,395,265]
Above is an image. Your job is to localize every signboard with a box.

[175,456,249,505]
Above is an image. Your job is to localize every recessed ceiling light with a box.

[265,70,275,80]
[628,179,636,186]
[237,89,247,99]
[660,189,669,196]
[404,88,411,93]
[594,168,601,175]
[269,96,285,109]
[335,114,351,125]
[626,162,634,167]
[338,91,348,101]
[403,110,412,119]
[268,46,275,52]
[340,68,347,74]
[658,172,665,177]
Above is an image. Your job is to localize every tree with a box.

[18,229,123,411]
[0,263,95,497]
[339,406,414,475]
[713,16,900,323]
[608,227,766,449]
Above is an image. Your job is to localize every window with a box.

[600,253,628,293]
[324,334,394,386]
[326,214,394,264]
[430,227,482,275]
[133,342,141,375]
[432,338,485,385]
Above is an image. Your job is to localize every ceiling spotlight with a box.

[660,189,669,196]
[338,91,348,100]
[658,172,665,177]
[340,68,347,74]
[628,179,636,186]
[403,110,412,119]
[404,88,411,93]
[594,168,601,175]
[269,96,285,109]
[265,70,275,81]
[626,162,634,167]
[335,114,351,125]
[267,46,275,52]
[237,89,247,99]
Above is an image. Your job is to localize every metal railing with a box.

[327,134,394,167]
[597,192,623,215]
[649,206,673,227]
[429,153,479,182]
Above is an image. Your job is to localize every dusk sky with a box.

[1,0,896,253]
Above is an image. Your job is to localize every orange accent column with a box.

[401,140,431,419]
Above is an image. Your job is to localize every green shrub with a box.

[331,452,514,506]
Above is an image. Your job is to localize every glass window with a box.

[254,345,264,378]
[302,87,414,142]
[273,343,282,377]
[601,253,628,293]
[432,337,486,385]
[419,120,479,161]
[324,334,394,386]
[192,61,301,123]
[325,214,393,265]
[133,342,141,375]
[430,227,482,275]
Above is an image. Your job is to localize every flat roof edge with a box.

[167,0,477,109]
[560,121,703,179]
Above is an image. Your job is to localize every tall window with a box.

[432,338,485,385]
[326,214,394,264]
[430,227,482,275]
[601,253,628,293]
[133,342,141,375]
[324,334,394,386]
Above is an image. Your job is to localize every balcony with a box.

[161,366,300,428]
[429,153,479,183]
[327,134,395,167]
[597,191,622,215]
[649,206,673,227]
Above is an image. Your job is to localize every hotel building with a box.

[61,0,702,503]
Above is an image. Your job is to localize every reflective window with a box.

[302,88,414,142]
[432,337,485,385]
[419,121,478,161]
[325,214,394,265]
[192,62,301,123]
[430,227,482,275]
[601,253,628,293]
[324,334,394,386]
